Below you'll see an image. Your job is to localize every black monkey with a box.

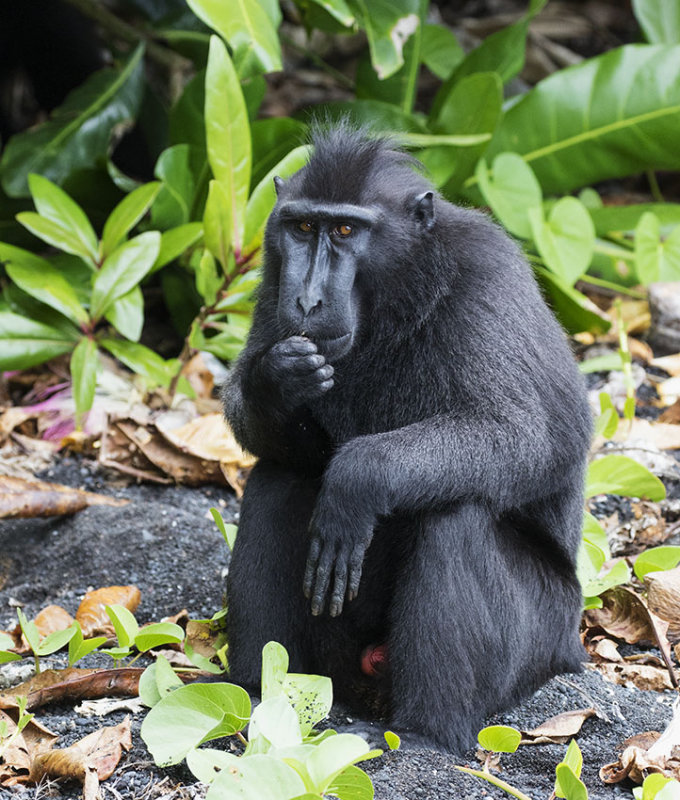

[223,126,591,751]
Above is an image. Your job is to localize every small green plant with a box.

[633,774,680,800]
[0,696,34,761]
[141,641,381,799]
[210,506,237,552]
[0,631,21,665]
[103,604,184,666]
[16,608,78,675]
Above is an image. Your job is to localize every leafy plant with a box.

[0,696,34,761]
[103,604,184,666]
[141,641,381,798]
[16,608,78,675]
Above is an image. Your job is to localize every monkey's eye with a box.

[334,223,353,237]
[298,221,314,233]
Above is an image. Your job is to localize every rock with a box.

[648,282,680,354]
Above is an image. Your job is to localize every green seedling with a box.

[0,631,21,665]
[16,608,77,674]
[103,604,184,666]
[0,696,35,760]
[634,774,680,800]
[210,507,237,551]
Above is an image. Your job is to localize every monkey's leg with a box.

[388,502,580,752]
[226,460,319,687]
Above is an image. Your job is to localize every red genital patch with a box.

[360,643,388,677]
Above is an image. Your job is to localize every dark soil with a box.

[0,456,674,799]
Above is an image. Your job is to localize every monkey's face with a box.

[273,200,379,361]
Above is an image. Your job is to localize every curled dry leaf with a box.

[186,619,219,659]
[76,586,141,638]
[0,668,142,712]
[586,661,675,691]
[646,566,680,639]
[520,708,597,744]
[588,637,622,663]
[0,475,128,519]
[29,716,132,800]
[33,605,75,638]
[0,709,57,786]
[651,353,680,378]
[614,419,680,450]
[659,399,680,424]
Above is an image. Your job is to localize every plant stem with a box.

[401,1,425,115]
[453,766,534,800]
[646,169,664,203]
[236,731,248,746]
[577,274,646,299]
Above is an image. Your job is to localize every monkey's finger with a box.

[310,545,334,616]
[347,549,365,602]
[281,336,318,356]
[303,538,321,598]
[288,354,327,374]
[329,552,348,617]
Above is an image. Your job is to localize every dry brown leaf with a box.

[658,376,680,407]
[0,407,30,441]
[613,419,680,450]
[29,716,131,799]
[651,353,680,378]
[586,661,675,690]
[647,567,680,639]
[76,586,141,638]
[659,400,680,424]
[0,668,143,712]
[186,619,219,659]
[0,476,128,519]
[590,638,622,662]
[0,709,57,786]
[584,587,662,645]
[33,606,75,638]
[520,708,596,744]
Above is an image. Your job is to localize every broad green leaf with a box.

[196,249,222,305]
[36,625,78,656]
[68,624,106,667]
[384,731,401,750]
[152,145,196,229]
[16,213,97,264]
[597,394,619,440]
[581,558,630,597]
[582,511,610,556]
[486,45,680,194]
[555,764,588,800]
[100,338,176,389]
[634,546,680,581]
[139,656,184,708]
[0,45,144,197]
[70,337,98,423]
[577,540,606,596]
[102,182,161,257]
[205,37,251,251]
[210,507,237,551]
[105,604,139,649]
[421,23,463,79]
[422,72,502,195]
[555,740,584,798]
[306,733,377,791]
[205,754,306,800]
[141,683,251,766]
[306,0,354,26]
[590,203,680,236]
[533,266,610,335]
[185,0,282,77]
[0,312,78,369]
[351,0,420,80]
[0,651,21,664]
[477,725,521,753]
[243,145,310,256]
[261,641,289,701]
[529,198,595,286]
[632,0,680,44]
[135,622,185,652]
[26,173,98,261]
[586,454,666,500]
[204,181,233,272]
[638,775,680,800]
[186,747,236,784]
[0,632,16,650]
[579,353,624,375]
[0,243,88,325]
[104,286,144,342]
[153,222,203,272]
[284,673,333,737]
[91,232,161,319]
[248,696,302,749]
[635,212,680,284]
[17,609,41,654]
[326,764,375,800]
[475,153,542,239]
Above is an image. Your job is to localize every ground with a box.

[0,456,673,800]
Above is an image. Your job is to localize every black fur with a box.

[222,126,591,752]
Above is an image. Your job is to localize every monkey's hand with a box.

[257,336,334,410]
[303,475,378,617]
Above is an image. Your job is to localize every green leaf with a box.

[243,145,311,256]
[477,725,522,754]
[248,696,302,749]
[306,733,377,791]
[36,625,78,657]
[634,546,680,581]
[306,0,354,26]
[152,145,196,229]
[582,511,610,556]
[420,23,463,80]
[70,337,98,423]
[590,203,680,237]
[16,213,95,264]
[579,353,624,375]
[485,45,680,194]
[529,198,595,286]
[105,604,140,649]
[100,338,176,389]
[195,249,222,305]
[102,182,161,258]
[325,764,375,800]
[284,672,333,738]
[555,740,584,798]
[384,731,401,751]
[104,286,144,342]
[186,747,236,784]
[153,222,204,272]
[185,0,282,77]
[26,173,98,261]
[475,153,542,239]
[586,454,666,500]
[139,656,184,708]
[68,624,106,667]
[0,243,89,325]
[351,0,420,80]
[422,72,502,195]
[141,683,251,766]
[16,608,41,655]
[0,45,145,198]
[91,231,161,319]
[135,622,185,652]
[204,181,233,271]
[632,0,680,44]
[210,507,237,551]
[555,764,588,800]
[0,651,21,664]
[261,641,289,701]
[206,753,306,800]
[205,37,251,251]
[583,558,631,598]
[0,312,78,370]
[635,212,680,284]
[533,266,611,335]
[597,394,619,440]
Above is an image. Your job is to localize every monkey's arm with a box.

[304,404,590,616]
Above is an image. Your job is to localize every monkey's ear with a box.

[273,176,285,196]
[415,191,435,232]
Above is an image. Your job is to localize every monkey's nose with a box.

[297,296,323,317]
